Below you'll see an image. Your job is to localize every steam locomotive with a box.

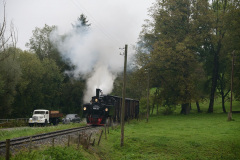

[83,89,139,125]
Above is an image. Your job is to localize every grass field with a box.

[96,113,240,160]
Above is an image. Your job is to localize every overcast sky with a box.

[1,0,155,50]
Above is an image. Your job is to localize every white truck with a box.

[28,109,63,127]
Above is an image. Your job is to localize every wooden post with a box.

[77,134,81,149]
[121,44,128,147]
[52,138,55,147]
[88,133,92,147]
[111,118,114,130]
[98,130,103,145]
[107,118,110,134]
[29,137,32,152]
[68,135,70,147]
[108,123,109,134]
[92,139,95,146]
[6,139,10,160]
[104,124,107,139]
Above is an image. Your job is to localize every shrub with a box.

[161,105,176,115]
[0,120,27,128]
[139,97,147,115]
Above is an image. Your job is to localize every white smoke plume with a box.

[48,0,153,103]
[50,23,125,103]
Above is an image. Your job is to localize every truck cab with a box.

[29,109,49,127]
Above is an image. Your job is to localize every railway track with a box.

[0,126,93,149]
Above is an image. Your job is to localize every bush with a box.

[139,97,147,115]
[0,120,28,128]
[161,105,176,115]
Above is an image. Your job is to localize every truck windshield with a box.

[34,111,45,114]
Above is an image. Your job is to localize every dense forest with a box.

[0,0,239,118]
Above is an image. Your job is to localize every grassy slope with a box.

[96,113,240,160]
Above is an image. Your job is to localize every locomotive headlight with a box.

[83,107,87,111]
[95,99,98,102]
[105,108,108,112]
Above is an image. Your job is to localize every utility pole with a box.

[121,44,127,147]
[228,51,235,121]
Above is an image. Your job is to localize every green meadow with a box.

[93,100,240,159]
[96,113,240,160]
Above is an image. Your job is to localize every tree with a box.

[26,24,56,60]
[203,0,240,113]
[111,69,147,100]
[0,2,17,56]
[0,48,21,118]
[222,1,240,101]
[72,14,91,29]
[26,24,72,73]
[137,0,240,114]
[0,2,21,118]
[12,51,44,117]
[12,51,63,117]
[60,78,85,115]
[207,0,227,113]
[136,0,211,114]
[41,58,63,110]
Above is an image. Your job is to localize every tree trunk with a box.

[157,103,159,115]
[208,41,222,113]
[208,52,219,113]
[151,103,154,115]
[181,103,190,115]
[208,0,224,113]
[221,92,227,113]
[220,84,227,113]
[196,101,201,113]
[219,74,227,113]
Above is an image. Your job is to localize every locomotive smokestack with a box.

[96,88,101,98]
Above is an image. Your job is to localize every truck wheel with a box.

[54,119,59,125]
[52,119,56,125]
[29,123,33,127]
[44,119,47,127]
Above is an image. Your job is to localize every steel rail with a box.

[0,126,93,149]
